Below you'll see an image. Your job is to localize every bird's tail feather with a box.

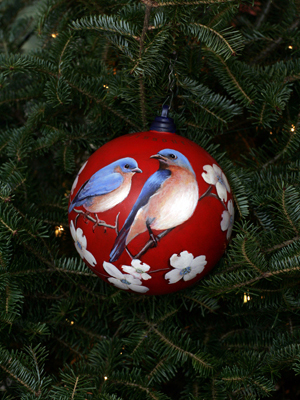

[68,202,75,213]
[109,226,130,262]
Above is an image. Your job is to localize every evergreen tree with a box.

[1,0,300,398]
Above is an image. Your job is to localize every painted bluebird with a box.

[68,158,142,214]
[109,149,199,262]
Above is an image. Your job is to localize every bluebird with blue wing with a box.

[69,158,142,218]
[109,149,199,262]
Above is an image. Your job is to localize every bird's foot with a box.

[146,218,159,247]
[150,234,159,246]
[92,214,105,233]
[83,211,90,224]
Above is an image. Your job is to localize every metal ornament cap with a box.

[150,105,176,133]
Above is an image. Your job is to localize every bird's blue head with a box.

[118,158,142,174]
[150,149,195,174]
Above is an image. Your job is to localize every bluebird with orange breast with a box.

[68,158,142,214]
[109,149,199,262]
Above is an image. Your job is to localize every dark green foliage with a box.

[1,0,300,399]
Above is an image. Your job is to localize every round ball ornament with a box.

[68,106,234,295]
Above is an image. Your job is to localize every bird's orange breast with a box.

[126,166,198,244]
[85,171,134,213]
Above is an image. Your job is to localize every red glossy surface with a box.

[68,130,233,295]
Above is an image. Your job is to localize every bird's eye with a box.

[169,153,177,159]
[124,164,130,169]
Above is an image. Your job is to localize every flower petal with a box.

[75,242,84,258]
[183,270,198,281]
[83,248,97,267]
[122,266,136,275]
[130,284,149,293]
[107,277,129,290]
[202,165,217,185]
[131,259,150,272]
[221,172,231,193]
[170,251,194,269]
[212,164,223,177]
[216,182,228,202]
[125,274,143,285]
[78,160,88,175]
[71,162,88,195]
[165,269,183,284]
[76,227,87,249]
[228,199,234,215]
[221,211,230,231]
[141,273,152,280]
[71,175,79,195]
[103,261,124,279]
[190,255,207,271]
[70,220,76,241]
[227,223,233,240]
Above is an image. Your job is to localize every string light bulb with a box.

[243,293,251,303]
[55,225,64,237]
[288,45,293,49]
[51,33,58,38]
[104,376,108,380]
[291,125,295,132]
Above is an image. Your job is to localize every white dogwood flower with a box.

[103,261,149,293]
[165,251,207,284]
[221,199,234,240]
[70,220,96,266]
[71,161,88,195]
[122,259,152,280]
[202,164,230,202]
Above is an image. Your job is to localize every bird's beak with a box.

[132,167,142,173]
[150,154,168,162]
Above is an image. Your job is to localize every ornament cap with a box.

[150,105,176,133]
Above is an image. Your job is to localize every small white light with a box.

[243,293,251,303]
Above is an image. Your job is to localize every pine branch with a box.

[262,127,300,168]
[112,378,165,400]
[255,0,273,29]
[155,0,237,5]
[139,76,147,129]
[241,239,264,275]
[66,79,141,129]
[183,295,218,313]
[138,1,154,128]
[71,14,139,40]
[205,51,254,105]
[185,24,244,59]
[251,19,300,64]
[0,364,40,397]
[281,189,299,235]
[148,324,214,373]
[263,236,300,253]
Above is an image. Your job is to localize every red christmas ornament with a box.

[68,106,234,295]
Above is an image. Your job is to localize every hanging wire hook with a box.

[163,51,178,111]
